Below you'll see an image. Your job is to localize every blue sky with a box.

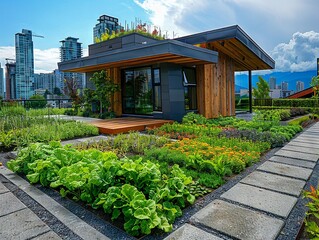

[0,0,319,74]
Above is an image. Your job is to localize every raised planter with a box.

[88,33,159,55]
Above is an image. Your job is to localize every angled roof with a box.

[287,87,314,99]
[58,38,218,73]
[176,25,275,71]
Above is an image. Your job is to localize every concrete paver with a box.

[282,145,319,155]
[288,141,319,149]
[274,149,319,162]
[32,231,62,240]
[0,182,9,194]
[164,224,222,240]
[221,183,297,218]
[191,199,284,240]
[269,155,316,169]
[258,161,313,180]
[0,192,26,217]
[291,138,319,145]
[240,171,306,196]
[0,208,51,240]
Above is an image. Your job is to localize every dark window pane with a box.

[183,68,196,84]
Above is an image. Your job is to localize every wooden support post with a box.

[249,70,253,113]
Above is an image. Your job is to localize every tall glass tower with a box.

[60,37,84,91]
[93,15,123,42]
[15,29,34,99]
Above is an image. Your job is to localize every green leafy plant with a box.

[89,70,120,117]
[304,186,319,238]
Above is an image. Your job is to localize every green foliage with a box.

[253,76,270,99]
[150,122,222,139]
[303,186,319,238]
[26,95,47,109]
[0,116,98,151]
[94,25,164,43]
[74,132,169,157]
[311,75,319,98]
[8,142,194,236]
[89,70,120,116]
[273,99,319,108]
[182,112,207,125]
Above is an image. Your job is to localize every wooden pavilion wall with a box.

[196,52,235,118]
[108,68,122,116]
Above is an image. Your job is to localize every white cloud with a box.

[0,47,88,74]
[34,48,59,73]
[271,31,319,72]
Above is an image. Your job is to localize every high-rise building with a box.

[93,15,123,42]
[0,63,4,98]
[269,77,276,89]
[34,70,63,94]
[296,81,305,92]
[15,29,35,99]
[281,81,288,91]
[5,61,16,99]
[60,37,84,91]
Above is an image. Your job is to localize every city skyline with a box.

[0,0,318,75]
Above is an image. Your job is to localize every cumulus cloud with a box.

[34,48,59,73]
[133,0,236,38]
[271,31,319,72]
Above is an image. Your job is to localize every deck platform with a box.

[89,117,173,134]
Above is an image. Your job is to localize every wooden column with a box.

[109,67,122,116]
[196,53,235,118]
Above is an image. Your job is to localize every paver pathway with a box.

[166,122,319,240]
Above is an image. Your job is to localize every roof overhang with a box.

[58,40,218,73]
[176,25,275,71]
[287,87,314,99]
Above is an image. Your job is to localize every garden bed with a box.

[4,111,307,237]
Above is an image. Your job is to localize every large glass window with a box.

[122,67,161,115]
[183,68,197,110]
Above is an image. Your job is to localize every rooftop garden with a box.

[94,23,165,43]
[4,107,317,237]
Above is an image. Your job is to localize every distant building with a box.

[281,81,288,91]
[0,63,4,98]
[5,61,16,99]
[34,70,64,94]
[296,81,305,92]
[15,29,35,99]
[282,90,292,98]
[269,89,281,98]
[269,77,276,89]
[60,37,84,92]
[93,15,123,42]
[317,58,319,76]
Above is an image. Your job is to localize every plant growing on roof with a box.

[311,75,319,98]
[253,76,270,99]
[89,70,120,117]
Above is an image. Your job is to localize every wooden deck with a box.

[89,117,173,135]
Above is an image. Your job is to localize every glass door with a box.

[122,67,154,115]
